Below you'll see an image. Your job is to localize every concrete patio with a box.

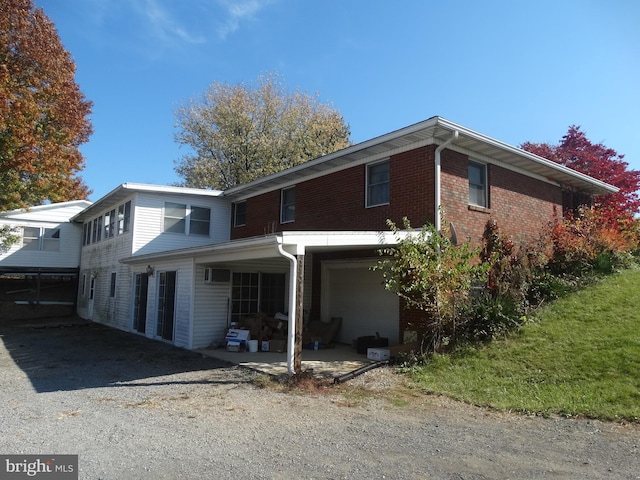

[197,343,376,378]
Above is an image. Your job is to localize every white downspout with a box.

[434,130,459,231]
[276,236,297,375]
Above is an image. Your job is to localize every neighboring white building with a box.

[0,200,91,275]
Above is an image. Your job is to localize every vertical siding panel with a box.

[192,264,231,349]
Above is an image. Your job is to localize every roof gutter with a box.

[276,236,298,375]
[434,130,459,231]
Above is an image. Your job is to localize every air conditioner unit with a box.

[204,268,231,284]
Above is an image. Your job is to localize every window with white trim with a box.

[163,202,211,236]
[366,160,390,207]
[22,227,60,251]
[22,227,40,250]
[468,161,488,207]
[280,187,295,223]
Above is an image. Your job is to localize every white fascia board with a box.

[119,183,224,197]
[120,230,408,266]
[120,235,280,265]
[436,118,619,194]
[279,230,406,248]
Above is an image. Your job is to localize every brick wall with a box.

[440,149,562,246]
[231,143,567,344]
[231,146,437,239]
[232,144,562,245]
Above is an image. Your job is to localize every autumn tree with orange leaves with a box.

[0,0,93,212]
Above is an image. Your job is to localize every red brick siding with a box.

[232,145,562,245]
[232,144,565,343]
[440,149,562,246]
[231,146,436,239]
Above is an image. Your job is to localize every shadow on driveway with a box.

[0,317,253,393]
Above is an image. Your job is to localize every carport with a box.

[123,230,407,375]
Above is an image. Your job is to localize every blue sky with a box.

[36,0,640,201]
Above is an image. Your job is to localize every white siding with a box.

[131,192,230,256]
[0,201,90,270]
[75,188,230,347]
[192,264,231,349]
[77,234,133,329]
[0,222,83,269]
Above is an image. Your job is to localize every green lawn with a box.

[412,268,640,422]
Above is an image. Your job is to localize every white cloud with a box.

[216,0,272,39]
[138,0,206,46]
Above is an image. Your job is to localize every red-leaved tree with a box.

[521,126,640,230]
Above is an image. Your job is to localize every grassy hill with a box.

[412,268,640,422]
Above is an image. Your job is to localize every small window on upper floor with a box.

[468,161,488,208]
[189,206,211,235]
[118,201,131,234]
[164,202,187,233]
[163,202,211,236]
[281,186,295,223]
[22,227,40,250]
[366,160,390,207]
[234,201,246,227]
[42,228,60,251]
[22,227,60,251]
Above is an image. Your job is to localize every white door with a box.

[322,261,399,345]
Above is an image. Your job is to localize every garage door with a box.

[322,262,399,345]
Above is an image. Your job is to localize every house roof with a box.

[224,116,618,199]
[71,183,224,222]
[0,200,93,222]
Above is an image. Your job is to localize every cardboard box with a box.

[388,342,420,357]
[269,339,286,353]
[367,348,390,361]
[225,328,250,348]
[226,341,244,352]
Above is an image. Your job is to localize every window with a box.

[230,272,286,323]
[118,201,131,234]
[189,206,211,235]
[234,201,246,227]
[22,227,59,251]
[468,161,488,207]
[22,227,40,250]
[164,202,187,233]
[83,223,90,246]
[42,228,60,251]
[163,202,210,236]
[82,200,132,246]
[110,272,117,297]
[231,272,259,323]
[106,209,116,238]
[366,160,390,207]
[281,187,295,223]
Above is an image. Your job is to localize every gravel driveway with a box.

[1,318,638,480]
